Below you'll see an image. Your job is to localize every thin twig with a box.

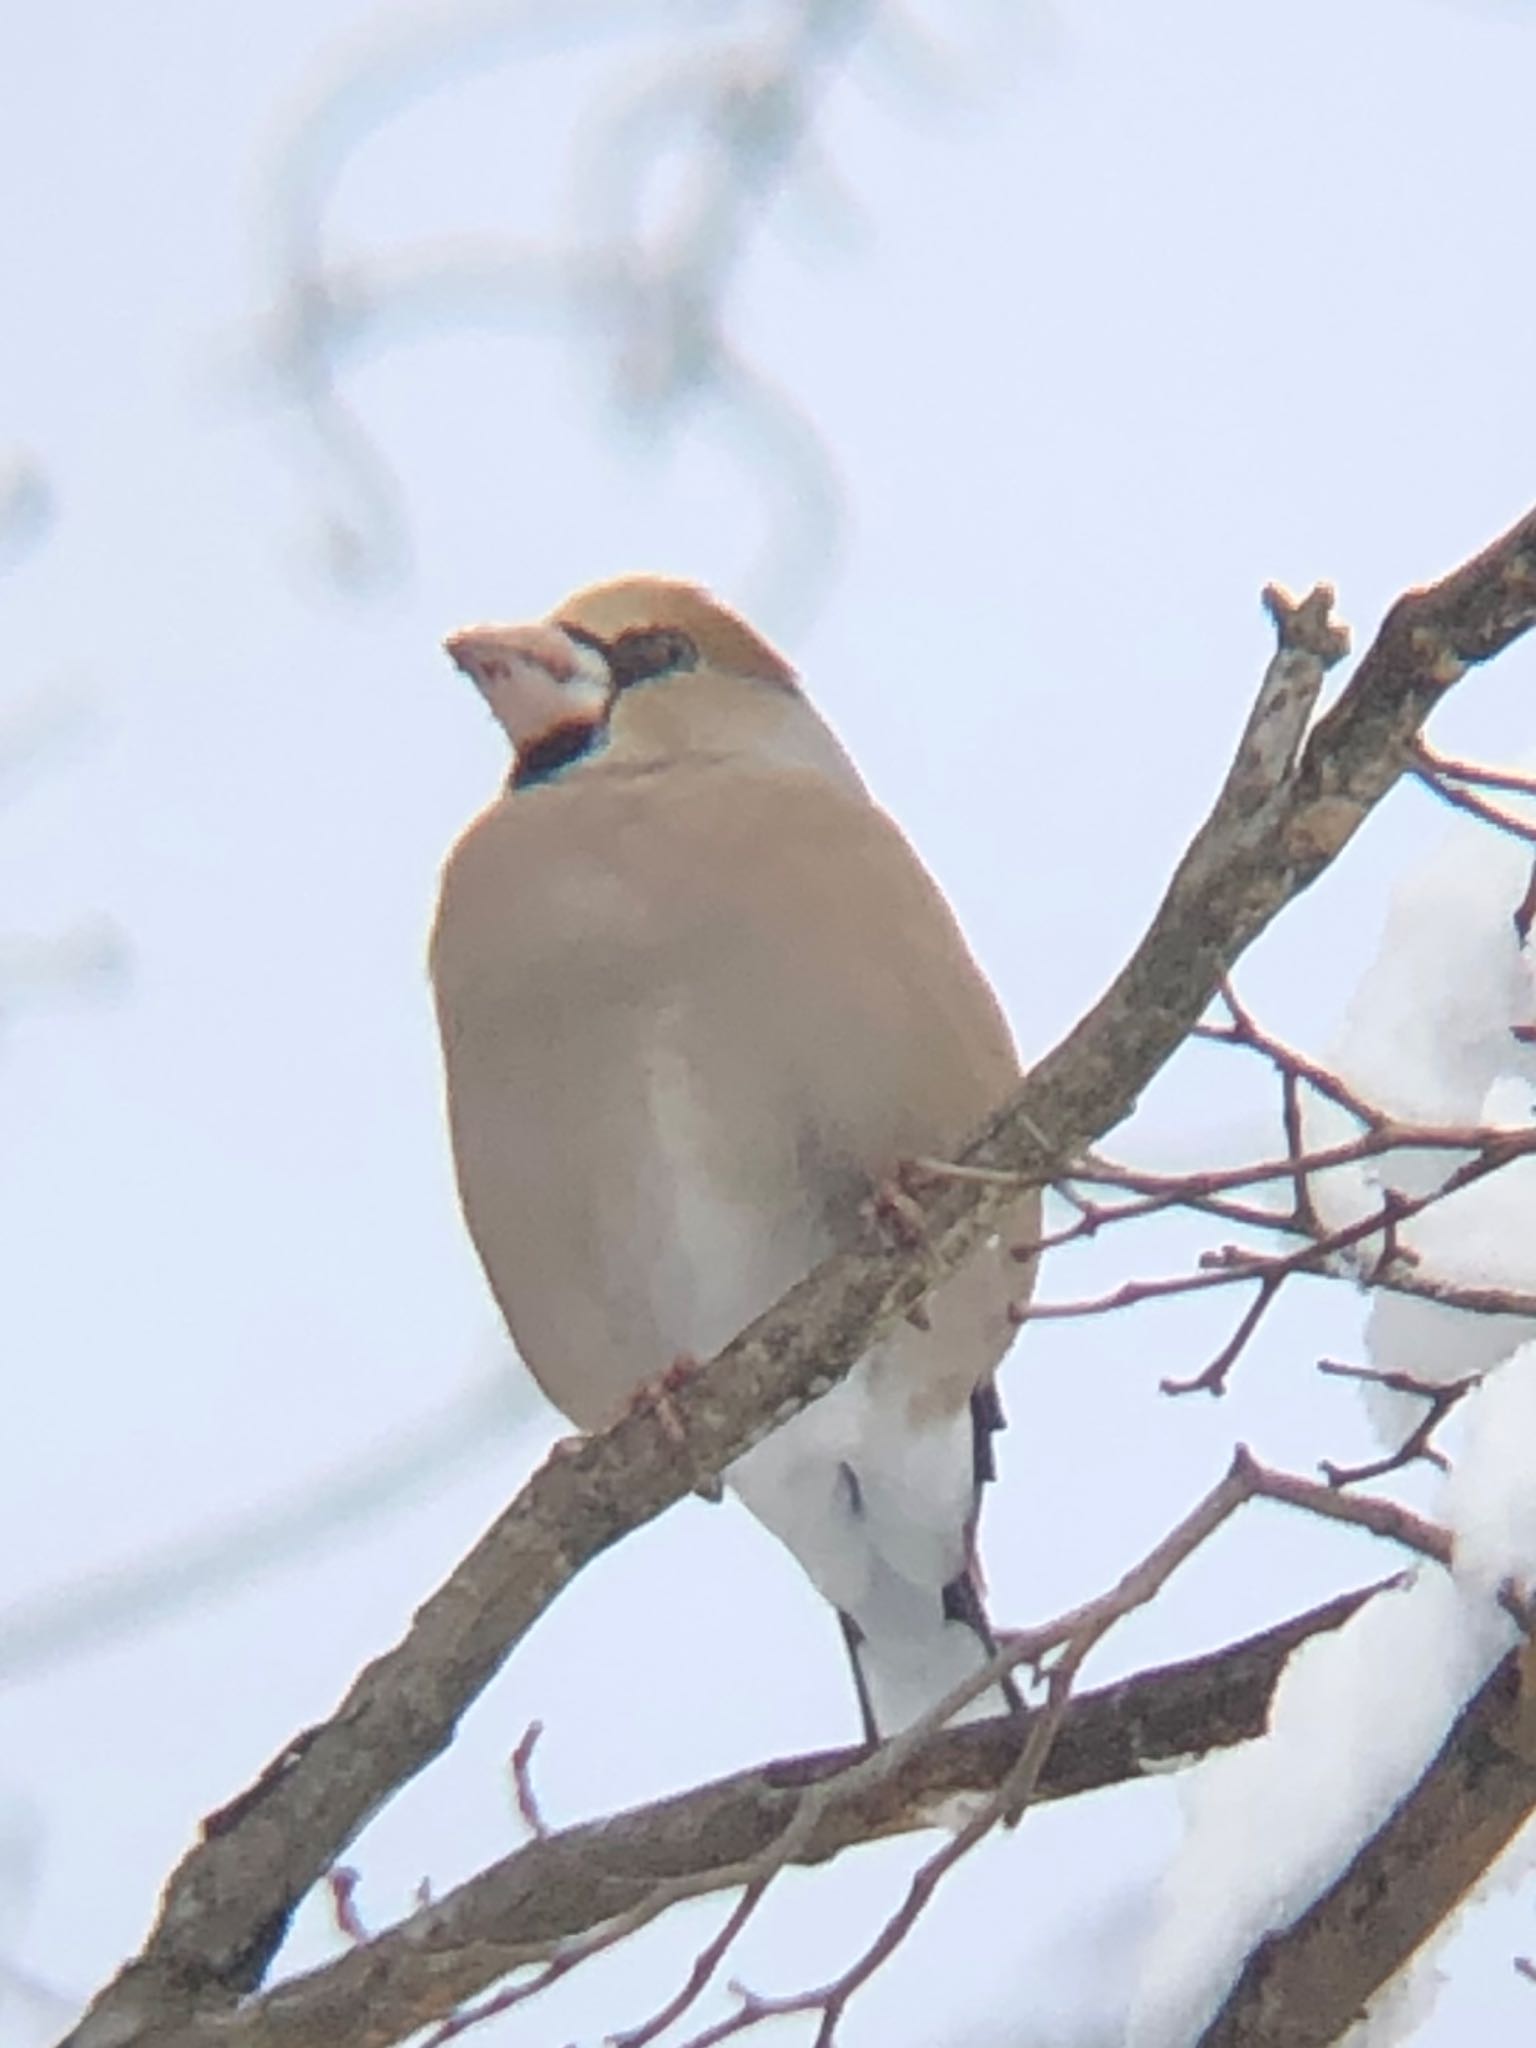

[1241,1455,1453,1568]
[1413,741,1536,844]
[1316,1361,1482,1487]
[1415,745,1536,797]
[1013,1124,1536,1397]
[508,1721,547,1840]
[326,1869,368,1947]
[1199,979,1388,1131]
[611,1882,773,2048]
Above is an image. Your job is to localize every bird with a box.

[429,575,1038,1740]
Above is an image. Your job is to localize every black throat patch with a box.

[509,719,603,789]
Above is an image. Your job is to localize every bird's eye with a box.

[607,628,699,689]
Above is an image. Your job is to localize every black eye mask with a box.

[563,624,700,690]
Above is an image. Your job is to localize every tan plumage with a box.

[431,576,1037,1737]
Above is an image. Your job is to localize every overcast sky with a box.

[5,2,1536,2043]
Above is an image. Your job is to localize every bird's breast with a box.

[439,934,834,1428]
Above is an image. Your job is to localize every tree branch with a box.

[67,504,1536,2047]
[150,1585,1388,2048]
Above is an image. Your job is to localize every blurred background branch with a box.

[248,0,1038,622]
[0,1370,535,1686]
[0,454,52,573]
[1,686,127,1032]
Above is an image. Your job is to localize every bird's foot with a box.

[870,1167,930,1250]
[623,1356,727,1499]
[627,1353,700,1449]
[870,1168,940,1329]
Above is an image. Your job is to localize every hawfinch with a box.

[430,577,1037,1740]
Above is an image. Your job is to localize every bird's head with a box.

[444,576,799,787]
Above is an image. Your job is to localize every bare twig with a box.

[611,1882,773,2048]
[1011,1117,1536,1397]
[1240,1455,1453,1569]
[1414,746,1536,798]
[1169,1276,1284,1398]
[325,1869,367,1947]
[507,1721,547,1840]
[1016,1094,1526,1271]
[1413,739,1536,844]
[1196,979,1388,1131]
[1316,1360,1482,1487]
[1333,1264,1536,1321]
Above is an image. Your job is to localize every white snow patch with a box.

[1445,1341,1536,1598]
[1125,1570,1509,2048]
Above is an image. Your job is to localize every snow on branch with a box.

[1194,1634,1536,2048]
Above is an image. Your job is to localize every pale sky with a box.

[4,2,1536,2043]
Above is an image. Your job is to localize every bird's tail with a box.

[835,1376,1020,1742]
[838,1554,1021,1743]
[729,1377,1021,1743]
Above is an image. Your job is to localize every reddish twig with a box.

[508,1720,547,1840]
[1316,1360,1483,1487]
[1161,1274,1285,1396]
[1012,1107,1526,1269]
[1197,978,1389,1131]
[1241,1455,1453,1567]
[1414,747,1536,798]
[1012,1121,1536,1397]
[612,1882,773,2048]
[1413,741,1536,846]
[326,1867,369,1946]
[1282,1065,1324,1236]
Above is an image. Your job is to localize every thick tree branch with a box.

[1196,1634,1536,2047]
[151,1586,1387,2048]
[68,504,1536,2047]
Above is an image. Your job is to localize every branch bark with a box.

[67,504,1536,2048]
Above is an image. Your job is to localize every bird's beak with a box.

[444,621,611,750]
